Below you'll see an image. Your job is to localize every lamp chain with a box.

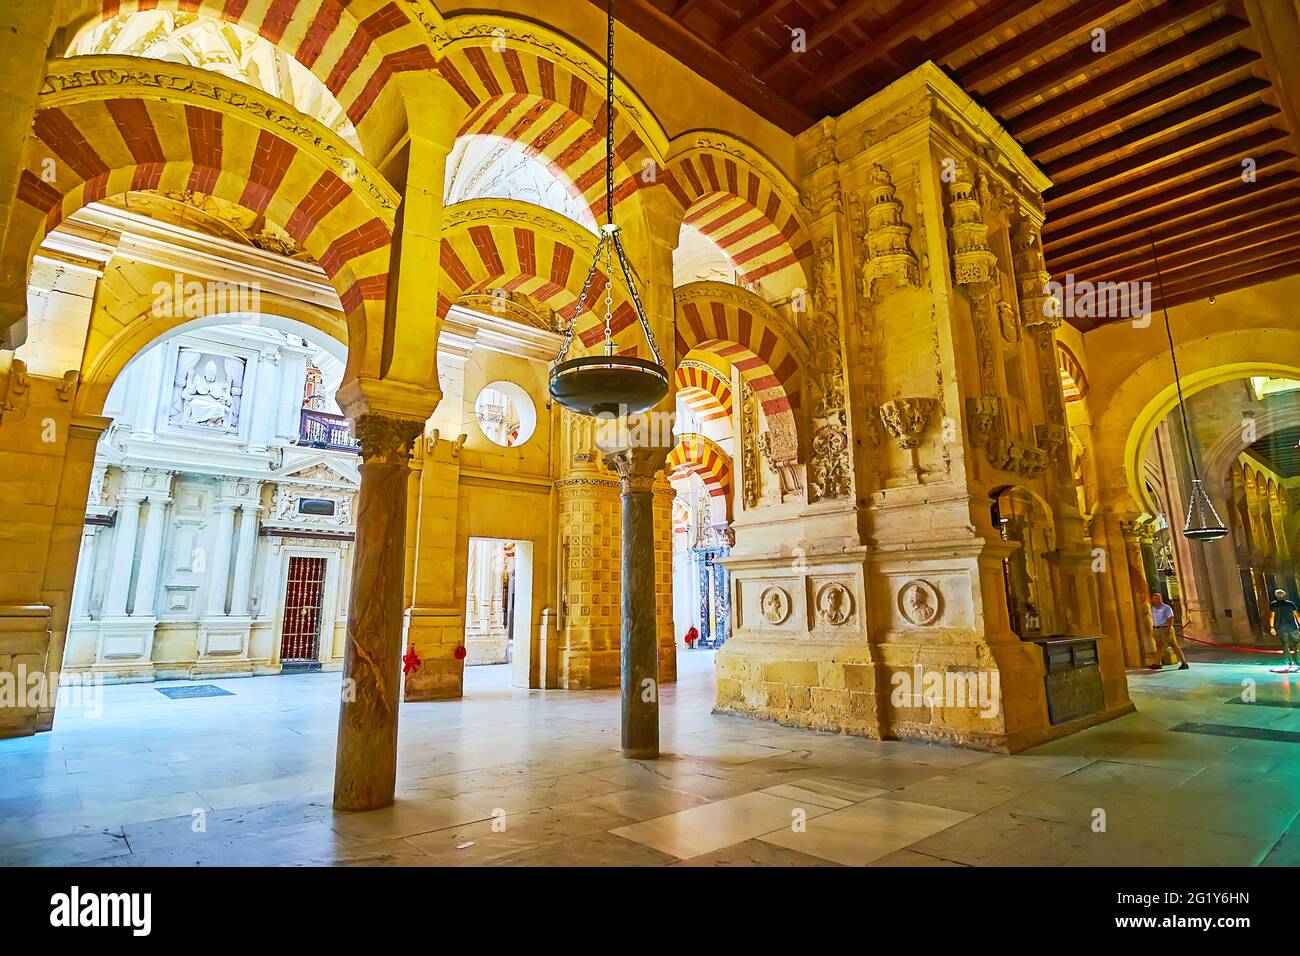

[1150,232,1203,481]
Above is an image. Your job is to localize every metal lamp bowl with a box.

[549,355,669,418]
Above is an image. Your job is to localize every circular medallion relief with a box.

[898,579,942,626]
[815,582,853,626]
[759,586,791,625]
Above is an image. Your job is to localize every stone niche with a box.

[714,62,1132,752]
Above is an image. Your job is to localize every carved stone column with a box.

[203,497,237,616]
[603,444,671,759]
[102,491,144,618]
[334,413,423,811]
[229,498,263,616]
[131,479,175,618]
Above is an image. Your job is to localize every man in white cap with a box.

[1267,589,1300,673]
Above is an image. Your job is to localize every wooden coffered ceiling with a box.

[603,0,1300,329]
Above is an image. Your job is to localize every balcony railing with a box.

[299,409,359,452]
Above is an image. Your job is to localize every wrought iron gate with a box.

[281,555,327,662]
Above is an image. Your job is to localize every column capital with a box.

[602,445,671,494]
[355,414,424,466]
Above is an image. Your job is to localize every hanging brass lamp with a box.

[548,0,668,418]
[1150,234,1228,542]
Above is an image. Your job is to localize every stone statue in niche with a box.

[816,582,853,625]
[899,579,941,626]
[171,349,244,431]
[760,586,791,625]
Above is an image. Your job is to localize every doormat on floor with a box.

[155,684,234,699]
[1227,696,1300,710]
[1172,721,1300,744]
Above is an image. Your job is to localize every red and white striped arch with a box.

[80,0,433,158]
[667,433,733,524]
[671,496,690,535]
[664,148,811,295]
[675,362,733,432]
[1057,341,1088,402]
[675,287,804,454]
[437,203,637,348]
[16,59,396,372]
[437,43,655,222]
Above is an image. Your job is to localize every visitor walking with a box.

[1149,592,1188,670]
[1268,589,1300,673]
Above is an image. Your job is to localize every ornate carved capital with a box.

[965,395,1000,445]
[879,397,938,449]
[355,415,423,466]
[602,445,671,494]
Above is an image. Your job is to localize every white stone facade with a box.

[65,323,358,682]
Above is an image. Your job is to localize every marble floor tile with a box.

[610,791,834,859]
[759,798,972,866]
[3,654,1298,866]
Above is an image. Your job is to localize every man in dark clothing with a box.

[1268,589,1300,673]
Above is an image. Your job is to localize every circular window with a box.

[474,381,536,448]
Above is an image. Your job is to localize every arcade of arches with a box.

[1,0,1300,825]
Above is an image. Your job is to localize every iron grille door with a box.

[281,555,327,662]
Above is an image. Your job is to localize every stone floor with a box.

[2,650,1300,866]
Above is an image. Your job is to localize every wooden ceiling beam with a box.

[1156,246,1300,298]
[1023,47,1260,155]
[1046,128,1291,217]
[1046,177,1300,264]
[722,0,794,53]
[789,0,954,101]
[1078,200,1300,277]
[595,0,813,132]
[982,0,1221,114]
[1045,83,1274,180]
[1046,103,1279,200]
[757,0,889,82]
[959,0,1134,87]
[1008,16,1252,137]
[1102,220,1300,284]
[1159,261,1300,311]
[1049,160,1299,250]
[927,0,1044,65]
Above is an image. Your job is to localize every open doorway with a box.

[463,537,534,687]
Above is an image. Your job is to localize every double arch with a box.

[62,0,430,161]
[667,433,733,524]
[674,280,806,461]
[14,57,396,381]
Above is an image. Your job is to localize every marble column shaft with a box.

[604,445,670,760]
[230,502,262,615]
[334,414,423,811]
[70,526,99,619]
[132,494,172,617]
[102,495,143,617]
[205,501,237,616]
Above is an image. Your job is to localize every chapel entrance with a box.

[281,555,328,668]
